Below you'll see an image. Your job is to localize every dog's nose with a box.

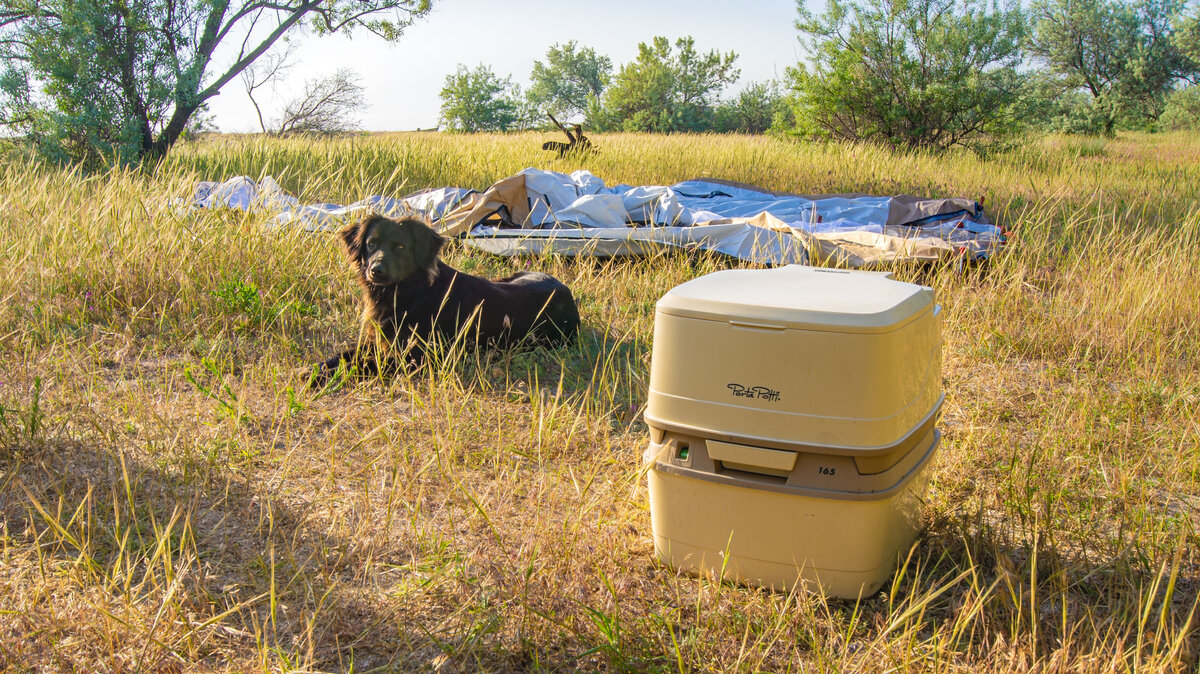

[370,263,385,275]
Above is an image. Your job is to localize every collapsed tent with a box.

[187,168,1004,267]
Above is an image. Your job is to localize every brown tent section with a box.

[437,173,532,237]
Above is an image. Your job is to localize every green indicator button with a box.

[678,447,689,460]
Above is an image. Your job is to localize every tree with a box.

[241,42,298,134]
[0,0,432,166]
[439,64,523,132]
[1164,12,1200,130]
[1178,10,1200,66]
[1027,0,1199,134]
[784,0,1026,151]
[527,40,611,122]
[275,68,366,136]
[597,36,739,133]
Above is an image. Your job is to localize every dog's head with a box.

[338,213,445,286]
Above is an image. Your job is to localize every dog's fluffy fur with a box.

[309,213,580,381]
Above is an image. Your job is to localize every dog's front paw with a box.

[293,363,332,389]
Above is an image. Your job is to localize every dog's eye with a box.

[394,244,405,251]
[366,240,378,252]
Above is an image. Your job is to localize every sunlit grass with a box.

[0,131,1198,670]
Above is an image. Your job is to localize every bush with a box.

[784,0,1026,151]
[713,81,787,134]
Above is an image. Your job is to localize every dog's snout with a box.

[369,261,385,275]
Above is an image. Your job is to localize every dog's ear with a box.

[337,213,375,265]
[409,219,445,285]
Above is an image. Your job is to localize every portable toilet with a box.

[644,265,942,598]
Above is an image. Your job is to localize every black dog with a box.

[308,213,580,382]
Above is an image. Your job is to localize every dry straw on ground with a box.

[1,131,1198,671]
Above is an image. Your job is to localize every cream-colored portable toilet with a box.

[644,265,942,599]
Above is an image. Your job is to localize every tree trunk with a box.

[146,103,198,160]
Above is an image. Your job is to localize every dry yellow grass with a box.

[0,131,1198,671]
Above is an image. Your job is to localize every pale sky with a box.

[205,0,807,133]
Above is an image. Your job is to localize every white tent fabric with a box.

[184,168,1004,266]
[188,177,474,231]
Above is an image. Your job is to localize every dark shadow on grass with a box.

[0,439,622,671]
[808,509,1200,666]
[426,324,650,426]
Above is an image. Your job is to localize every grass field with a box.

[1,131,1198,671]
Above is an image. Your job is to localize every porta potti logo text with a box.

[727,383,781,403]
